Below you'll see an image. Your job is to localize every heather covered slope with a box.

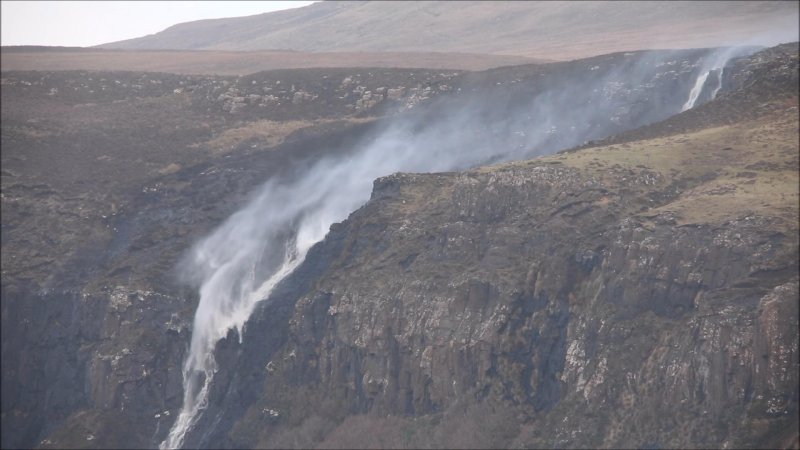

[99,1,798,60]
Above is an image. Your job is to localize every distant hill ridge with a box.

[98,1,799,60]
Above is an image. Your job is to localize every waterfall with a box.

[161,244,306,449]
[681,70,710,112]
[710,67,725,100]
[158,169,356,449]
[158,117,515,448]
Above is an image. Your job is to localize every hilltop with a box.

[98,1,798,61]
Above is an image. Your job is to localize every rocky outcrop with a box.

[0,68,459,122]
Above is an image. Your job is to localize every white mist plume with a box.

[161,44,766,448]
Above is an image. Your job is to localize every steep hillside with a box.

[98,1,798,60]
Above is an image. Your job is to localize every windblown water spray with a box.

[159,115,519,449]
[161,47,756,448]
[682,70,710,111]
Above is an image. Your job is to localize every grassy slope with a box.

[550,107,799,229]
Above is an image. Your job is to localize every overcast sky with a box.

[1,1,317,47]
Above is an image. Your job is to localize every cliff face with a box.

[202,46,799,449]
[1,44,798,449]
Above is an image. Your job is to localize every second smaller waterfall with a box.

[710,67,725,99]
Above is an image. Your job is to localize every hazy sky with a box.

[1,1,317,47]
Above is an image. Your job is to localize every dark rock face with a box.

[213,162,797,448]
[1,288,97,449]
[1,45,797,448]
